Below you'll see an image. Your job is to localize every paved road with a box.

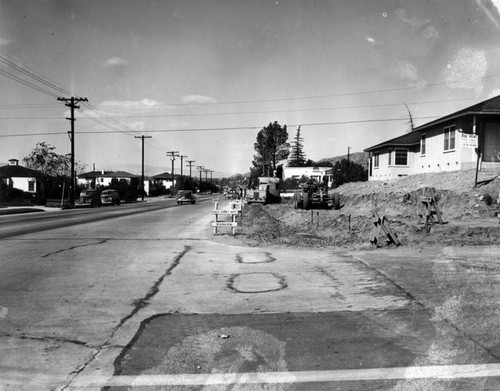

[1,198,500,390]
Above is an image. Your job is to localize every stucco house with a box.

[0,159,46,193]
[151,172,179,191]
[77,170,143,189]
[364,95,500,181]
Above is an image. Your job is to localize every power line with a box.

[0,115,442,138]
[0,95,491,121]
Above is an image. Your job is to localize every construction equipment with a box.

[294,178,342,210]
[247,177,282,204]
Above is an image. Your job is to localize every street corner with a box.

[104,310,439,390]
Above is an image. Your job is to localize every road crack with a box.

[59,245,192,390]
[41,239,108,258]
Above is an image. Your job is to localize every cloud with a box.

[103,57,130,68]
[395,8,430,27]
[0,37,11,46]
[101,98,162,108]
[365,36,377,45]
[445,48,487,95]
[181,94,217,104]
[397,60,418,81]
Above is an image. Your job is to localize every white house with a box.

[151,172,179,192]
[77,170,146,190]
[0,159,45,193]
[364,95,500,181]
[282,166,333,187]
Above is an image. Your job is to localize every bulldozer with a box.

[294,177,343,210]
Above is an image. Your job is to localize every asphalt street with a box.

[1,197,500,390]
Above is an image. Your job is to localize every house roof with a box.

[152,172,180,180]
[0,164,45,178]
[364,94,500,152]
[78,170,138,179]
[364,131,422,152]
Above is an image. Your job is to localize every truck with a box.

[247,177,281,204]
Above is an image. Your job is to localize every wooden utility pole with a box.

[179,155,188,177]
[166,151,179,195]
[57,96,88,207]
[135,135,152,201]
[197,165,204,192]
[186,160,196,179]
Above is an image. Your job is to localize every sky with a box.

[2,0,500,177]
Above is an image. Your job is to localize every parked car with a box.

[75,189,101,208]
[100,189,121,206]
[176,190,196,205]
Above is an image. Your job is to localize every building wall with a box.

[9,177,37,193]
[368,115,485,181]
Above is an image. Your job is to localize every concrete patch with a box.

[236,252,276,264]
[227,272,287,293]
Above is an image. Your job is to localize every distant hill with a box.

[317,151,369,167]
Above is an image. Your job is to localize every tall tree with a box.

[287,125,307,167]
[23,142,86,177]
[252,121,290,176]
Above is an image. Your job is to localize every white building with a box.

[364,95,500,181]
[282,166,333,187]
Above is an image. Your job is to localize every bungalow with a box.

[151,172,179,191]
[364,95,500,180]
[77,170,142,189]
[0,159,45,193]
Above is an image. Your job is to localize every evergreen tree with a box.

[251,121,290,177]
[287,125,307,167]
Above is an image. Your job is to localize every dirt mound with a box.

[240,169,500,249]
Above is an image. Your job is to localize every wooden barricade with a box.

[370,209,401,247]
[212,200,243,235]
[417,187,444,232]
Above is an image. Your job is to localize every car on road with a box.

[75,189,101,208]
[176,190,196,205]
[100,189,121,206]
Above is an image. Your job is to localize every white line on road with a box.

[40,363,500,388]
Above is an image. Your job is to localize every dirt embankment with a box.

[239,169,500,250]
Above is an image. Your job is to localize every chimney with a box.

[8,159,19,166]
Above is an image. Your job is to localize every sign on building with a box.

[460,133,478,148]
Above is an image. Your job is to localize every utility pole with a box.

[204,168,209,183]
[186,160,196,179]
[135,135,152,201]
[166,151,179,196]
[179,155,187,177]
[197,165,204,193]
[57,96,88,208]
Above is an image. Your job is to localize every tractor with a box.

[294,178,343,210]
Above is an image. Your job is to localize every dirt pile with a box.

[240,169,500,249]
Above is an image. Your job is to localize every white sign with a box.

[213,209,239,215]
[212,222,238,227]
[230,202,242,211]
[460,133,478,148]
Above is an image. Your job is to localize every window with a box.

[444,125,456,151]
[395,149,408,166]
[373,152,379,168]
[28,181,35,192]
[388,149,392,165]
[421,134,426,155]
